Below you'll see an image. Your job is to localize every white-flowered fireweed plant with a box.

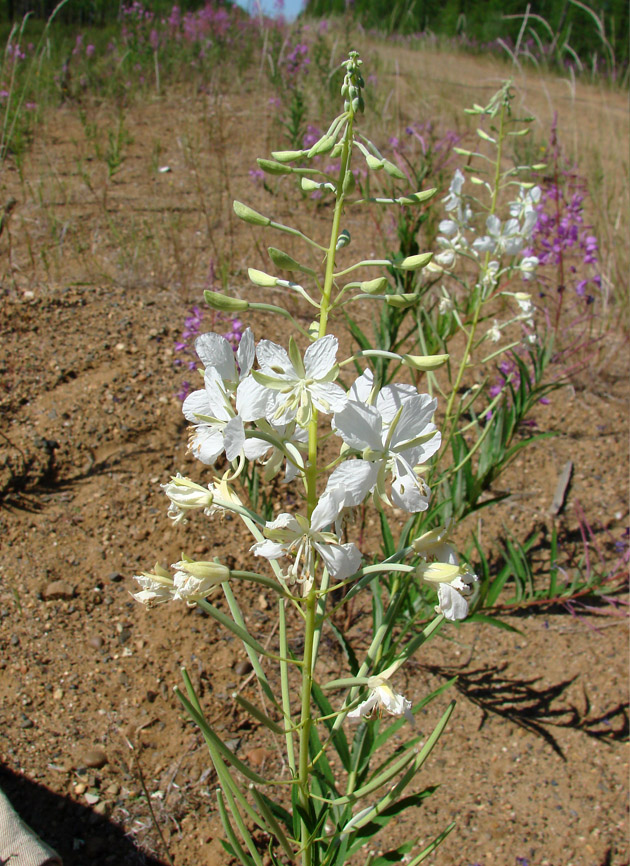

[342,82,563,618]
[133,53,479,865]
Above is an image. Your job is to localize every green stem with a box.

[297,105,356,866]
[442,97,507,446]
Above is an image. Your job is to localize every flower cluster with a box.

[135,325,475,616]
[435,169,540,287]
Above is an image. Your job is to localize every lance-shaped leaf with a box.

[216,789,258,866]
[249,786,296,860]
[174,687,271,786]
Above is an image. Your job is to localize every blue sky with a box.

[233,0,305,22]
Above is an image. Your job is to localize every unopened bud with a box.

[248,268,278,287]
[204,290,249,312]
[233,200,270,227]
[268,247,301,271]
[174,560,230,582]
[271,149,305,162]
[257,158,292,175]
[383,159,406,180]
[307,135,336,158]
[398,252,433,271]
[403,353,449,371]
[366,154,383,170]
[360,277,389,294]
[342,170,355,195]
[386,293,419,308]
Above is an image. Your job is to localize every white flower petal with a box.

[349,369,374,403]
[236,375,273,422]
[303,334,338,379]
[436,582,470,621]
[333,401,382,451]
[316,540,362,580]
[195,333,237,382]
[391,469,430,513]
[182,387,210,422]
[189,427,225,465]
[325,460,379,507]
[311,489,345,530]
[257,340,293,377]
[223,416,245,462]
[236,328,255,378]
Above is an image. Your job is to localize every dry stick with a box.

[118,730,176,866]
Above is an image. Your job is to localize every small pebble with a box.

[79,748,108,769]
[234,660,252,677]
[84,792,100,806]
[107,572,124,583]
[53,688,64,701]
[10,634,19,646]
[42,580,75,601]
[88,636,104,650]
[74,783,87,795]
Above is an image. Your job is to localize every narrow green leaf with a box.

[174,688,270,786]
[249,786,295,859]
[216,789,257,866]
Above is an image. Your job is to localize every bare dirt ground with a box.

[0,46,628,866]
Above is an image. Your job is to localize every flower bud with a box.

[204,290,249,312]
[397,188,437,205]
[171,559,230,605]
[257,158,292,175]
[271,149,305,162]
[233,200,271,227]
[268,247,301,271]
[360,276,388,294]
[173,560,230,582]
[342,170,355,195]
[402,353,449,371]
[382,159,406,180]
[386,293,419,308]
[366,154,383,170]
[248,268,278,287]
[336,229,351,250]
[397,252,433,271]
[307,135,336,157]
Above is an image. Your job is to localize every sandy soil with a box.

[0,46,628,866]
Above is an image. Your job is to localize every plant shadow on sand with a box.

[427,661,630,760]
[0,764,169,866]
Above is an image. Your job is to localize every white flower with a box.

[251,488,361,591]
[487,320,501,342]
[237,335,347,427]
[245,418,307,483]
[438,291,454,315]
[183,374,266,465]
[347,675,414,724]
[508,185,541,220]
[162,473,215,524]
[194,328,255,391]
[473,215,524,257]
[416,561,478,621]
[132,559,230,608]
[132,564,176,608]
[412,523,458,564]
[326,371,440,513]
[171,559,230,605]
[442,169,471,226]
[518,255,539,281]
